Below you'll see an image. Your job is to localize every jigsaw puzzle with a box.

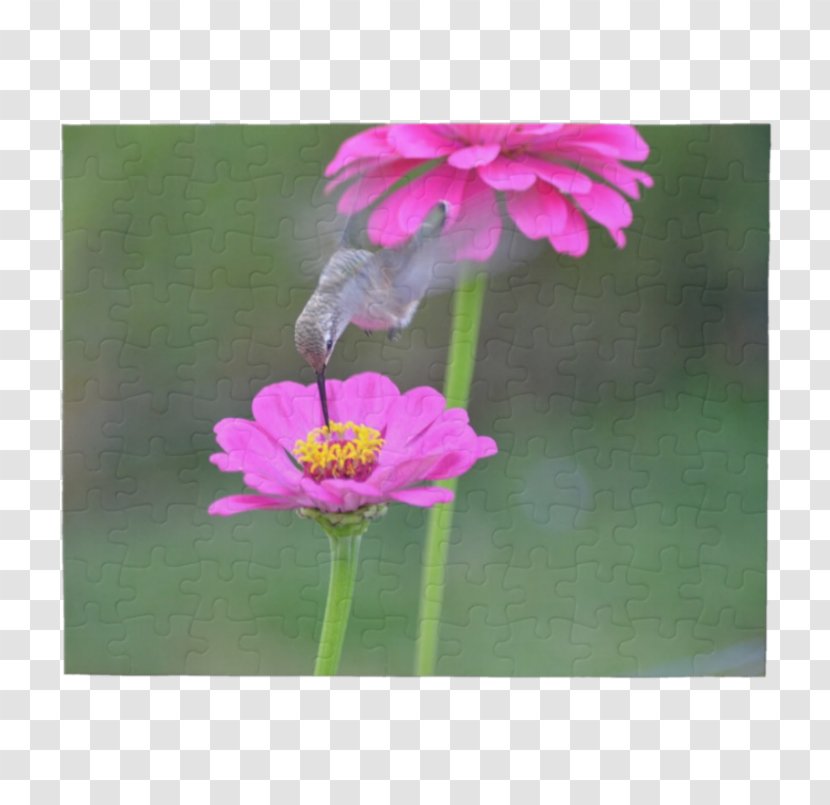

[62,124,768,676]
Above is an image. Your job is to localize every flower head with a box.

[325,123,653,261]
[293,421,384,483]
[208,372,497,516]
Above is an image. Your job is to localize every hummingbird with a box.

[295,201,450,428]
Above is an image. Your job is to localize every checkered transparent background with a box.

[0,0,826,801]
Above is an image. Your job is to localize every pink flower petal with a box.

[549,205,590,257]
[252,381,322,446]
[515,154,593,194]
[506,181,569,241]
[570,183,633,248]
[571,155,653,199]
[211,419,300,491]
[424,454,481,480]
[476,155,537,191]
[208,494,297,516]
[386,125,457,159]
[380,386,447,451]
[411,412,477,453]
[372,454,445,490]
[212,418,276,463]
[325,155,394,194]
[395,407,470,453]
[367,164,468,248]
[423,436,499,480]
[546,124,651,162]
[436,407,471,426]
[335,158,423,214]
[502,124,564,148]
[319,478,384,512]
[327,372,401,427]
[507,183,590,257]
[374,412,496,487]
[478,153,596,196]
[325,126,396,177]
[298,476,344,511]
[389,486,455,507]
[446,124,513,145]
[443,173,502,261]
[447,143,502,170]
[477,435,498,457]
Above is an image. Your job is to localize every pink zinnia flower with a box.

[208,372,497,516]
[325,123,653,261]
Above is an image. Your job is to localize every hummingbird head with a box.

[295,303,343,428]
[294,307,336,375]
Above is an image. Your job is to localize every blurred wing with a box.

[383,208,544,301]
[286,188,341,286]
[292,197,378,286]
[298,161,543,292]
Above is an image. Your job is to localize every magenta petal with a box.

[570,183,633,248]
[210,455,299,498]
[328,372,401,428]
[424,437,498,480]
[517,154,593,195]
[446,124,513,145]
[336,158,422,214]
[424,453,480,480]
[341,371,401,402]
[325,155,394,194]
[372,455,444,490]
[380,386,447,452]
[575,125,650,161]
[325,126,396,176]
[437,407,471,426]
[252,381,322,445]
[298,476,343,511]
[573,156,653,199]
[443,173,502,261]
[549,204,590,257]
[507,183,592,257]
[447,143,501,170]
[212,418,277,463]
[503,124,564,148]
[386,125,456,159]
[411,412,477,454]
[547,125,651,162]
[477,436,499,457]
[209,494,297,516]
[319,479,384,512]
[241,471,297,497]
[374,412,492,488]
[506,182,569,241]
[476,155,537,191]
[367,164,468,248]
[211,419,301,494]
[389,486,455,507]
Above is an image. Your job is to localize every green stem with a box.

[314,533,362,676]
[415,270,488,676]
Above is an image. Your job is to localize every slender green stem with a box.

[314,534,362,676]
[415,270,488,675]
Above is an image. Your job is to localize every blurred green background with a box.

[63,125,768,676]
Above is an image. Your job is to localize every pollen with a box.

[293,421,384,483]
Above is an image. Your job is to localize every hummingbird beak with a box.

[315,368,331,430]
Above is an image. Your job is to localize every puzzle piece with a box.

[63,124,768,677]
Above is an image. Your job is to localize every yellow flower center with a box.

[293,421,384,483]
